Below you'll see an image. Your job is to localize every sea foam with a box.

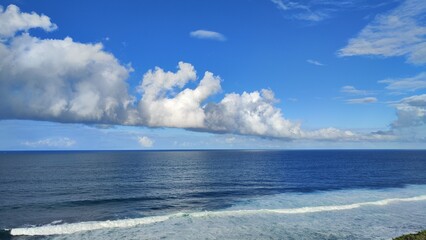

[10,194,426,236]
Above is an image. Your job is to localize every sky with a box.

[0,0,425,150]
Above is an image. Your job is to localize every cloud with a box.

[138,136,154,147]
[22,137,76,148]
[137,62,221,128]
[136,67,386,141]
[340,85,373,95]
[392,94,426,127]
[0,5,134,124]
[379,72,426,91]
[271,0,329,22]
[345,97,378,104]
[306,59,324,66]
[0,4,57,38]
[190,30,226,41]
[225,136,236,143]
[390,94,426,141]
[338,0,426,64]
[0,5,395,143]
[204,89,303,138]
[270,0,388,22]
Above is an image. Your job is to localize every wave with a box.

[9,194,426,236]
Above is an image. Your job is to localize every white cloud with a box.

[0,5,398,143]
[306,59,324,66]
[341,85,373,95]
[138,136,154,147]
[137,62,221,128]
[204,89,303,138]
[190,30,226,41]
[270,0,385,22]
[379,72,426,91]
[0,4,57,38]
[346,97,378,104]
[338,0,426,64]
[135,67,386,141]
[0,5,134,124]
[22,137,76,148]
[271,0,329,22]
[393,94,426,127]
[391,94,426,141]
[0,35,134,123]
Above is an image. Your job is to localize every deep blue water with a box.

[1,150,426,239]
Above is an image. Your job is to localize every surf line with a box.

[9,195,426,236]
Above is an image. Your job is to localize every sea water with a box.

[1,150,425,239]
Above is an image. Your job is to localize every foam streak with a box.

[10,195,426,236]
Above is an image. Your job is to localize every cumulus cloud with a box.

[138,136,154,147]
[204,89,302,138]
[306,59,324,66]
[391,94,426,141]
[190,30,226,41]
[338,0,426,64]
[137,62,221,128]
[0,5,134,124]
[0,4,57,38]
[345,97,378,104]
[0,4,396,143]
[379,72,426,92]
[22,137,76,148]
[393,94,426,127]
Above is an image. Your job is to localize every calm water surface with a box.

[1,150,425,239]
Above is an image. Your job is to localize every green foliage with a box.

[394,230,426,240]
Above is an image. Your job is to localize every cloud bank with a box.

[22,137,76,148]
[0,5,396,142]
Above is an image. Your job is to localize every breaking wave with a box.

[10,194,426,236]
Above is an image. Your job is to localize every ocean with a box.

[0,150,425,239]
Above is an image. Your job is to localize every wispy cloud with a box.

[22,137,76,148]
[138,136,154,148]
[306,59,324,66]
[270,0,391,22]
[341,86,373,95]
[345,97,378,104]
[379,72,426,91]
[190,30,226,41]
[338,0,426,65]
[271,0,329,22]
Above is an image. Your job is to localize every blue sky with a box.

[0,0,425,149]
